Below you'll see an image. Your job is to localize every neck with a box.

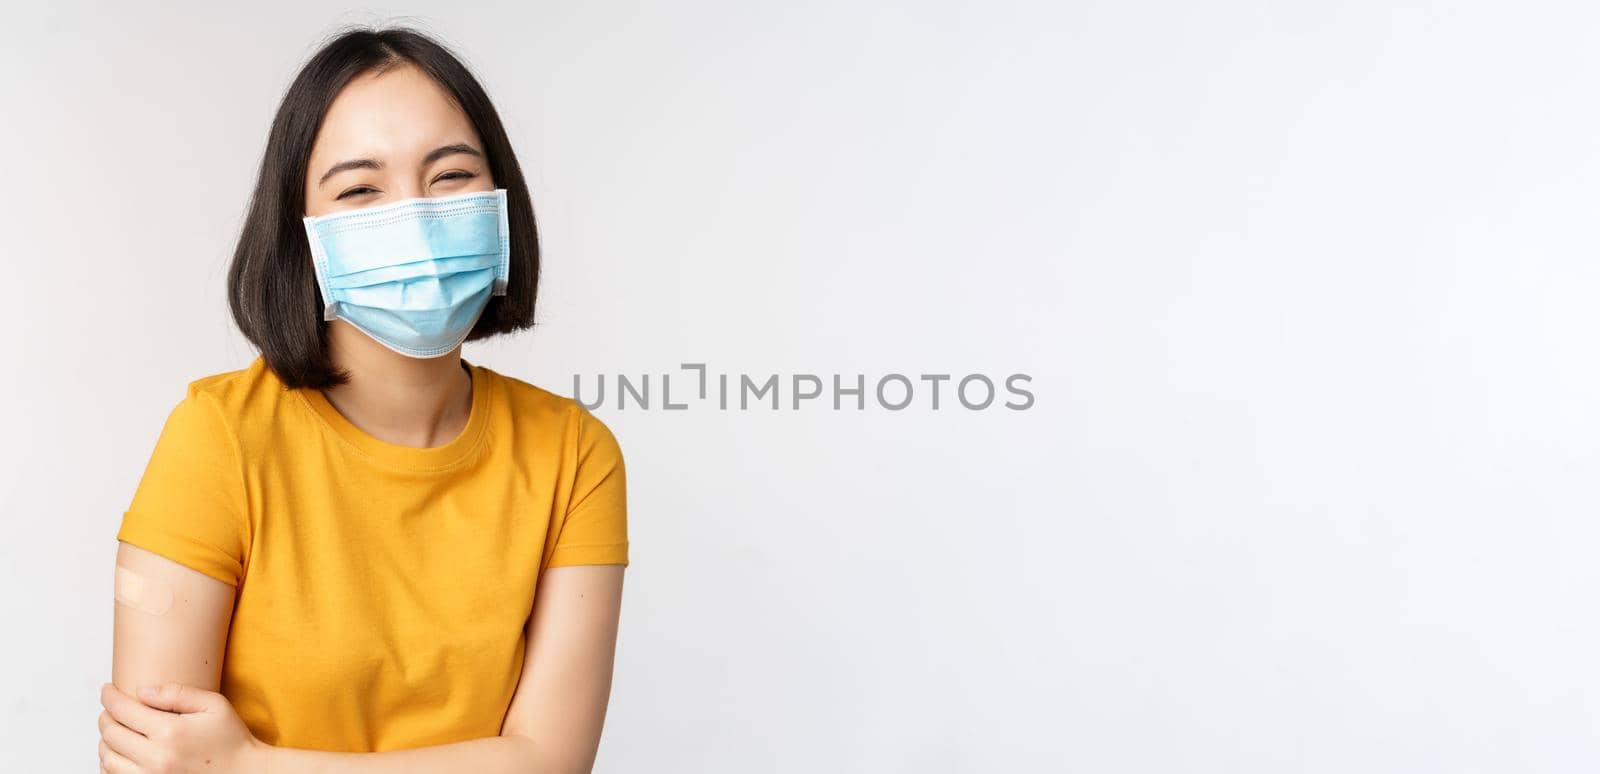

[320,321,474,448]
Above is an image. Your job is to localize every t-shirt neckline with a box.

[295,358,492,472]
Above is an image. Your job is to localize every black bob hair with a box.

[227,25,539,389]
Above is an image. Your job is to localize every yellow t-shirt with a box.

[115,354,629,752]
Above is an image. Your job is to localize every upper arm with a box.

[500,564,626,772]
[501,405,631,768]
[111,541,236,694]
[112,387,250,695]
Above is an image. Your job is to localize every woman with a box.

[98,25,629,773]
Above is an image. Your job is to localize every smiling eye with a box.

[335,186,377,200]
[434,170,477,184]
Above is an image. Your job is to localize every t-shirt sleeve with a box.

[116,388,250,587]
[547,407,630,568]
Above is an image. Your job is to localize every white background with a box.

[2,1,1597,771]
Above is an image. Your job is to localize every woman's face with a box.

[304,63,495,217]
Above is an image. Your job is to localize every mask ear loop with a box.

[302,218,341,321]
[493,188,511,296]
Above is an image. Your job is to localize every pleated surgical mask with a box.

[303,188,510,358]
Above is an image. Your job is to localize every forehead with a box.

[308,63,481,166]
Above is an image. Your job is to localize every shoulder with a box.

[185,352,282,398]
[480,365,623,456]
[166,355,293,441]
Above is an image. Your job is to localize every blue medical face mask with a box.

[303,189,510,358]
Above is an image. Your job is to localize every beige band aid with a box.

[115,566,173,616]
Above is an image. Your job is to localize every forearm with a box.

[252,733,577,774]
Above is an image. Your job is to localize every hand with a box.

[98,682,270,773]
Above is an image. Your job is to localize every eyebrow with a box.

[317,143,485,188]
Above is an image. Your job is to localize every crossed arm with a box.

[103,542,626,774]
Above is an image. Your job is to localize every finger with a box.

[98,710,155,767]
[98,738,138,774]
[101,682,174,736]
[140,681,218,714]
